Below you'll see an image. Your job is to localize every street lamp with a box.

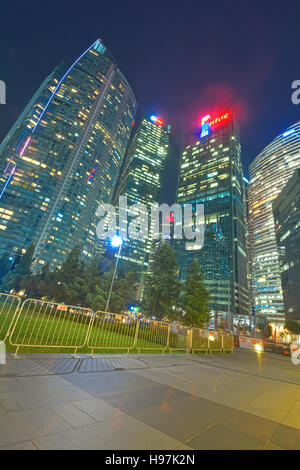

[8,256,14,272]
[105,235,123,313]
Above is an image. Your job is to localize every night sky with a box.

[1,0,299,203]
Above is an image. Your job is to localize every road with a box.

[0,349,299,450]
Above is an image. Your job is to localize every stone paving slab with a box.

[0,350,299,450]
[32,414,186,450]
[0,354,79,377]
[78,356,149,373]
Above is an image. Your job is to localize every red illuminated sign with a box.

[208,112,230,126]
[150,115,164,126]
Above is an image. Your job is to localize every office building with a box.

[248,121,300,323]
[0,39,137,270]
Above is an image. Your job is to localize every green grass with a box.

[0,299,233,355]
[0,301,170,354]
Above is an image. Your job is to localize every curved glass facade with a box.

[0,39,137,269]
[248,121,300,323]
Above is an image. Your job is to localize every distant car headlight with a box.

[255,344,262,353]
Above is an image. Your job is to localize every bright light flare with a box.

[255,344,263,353]
[110,235,123,248]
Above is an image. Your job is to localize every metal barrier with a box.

[0,293,21,341]
[3,294,235,356]
[222,332,234,352]
[87,311,138,354]
[9,299,94,355]
[169,324,191,352]
[135,319,169,353]
[191,328,209,353]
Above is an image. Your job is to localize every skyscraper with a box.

[248,121,300,324]
[113,115,170,272]
[175,111,249,320]
[273,168,300,323]
[0,39,137,270]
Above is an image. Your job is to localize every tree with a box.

[142,241,180,319]
[86,269,139,313]
[181,259,210,328]
[286,320,300,336]
[0,253,11,281]
[113,270,139,312]
[59,246,86,305]
[1,244,35,293]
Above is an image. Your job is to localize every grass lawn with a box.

[1,298,233,355]
[0,301,171,354]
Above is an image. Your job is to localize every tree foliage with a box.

[1,244,35,293]
[142,241,180,319]
[1,244,139,314]
[180,259,210,328]
[286,320,300,335]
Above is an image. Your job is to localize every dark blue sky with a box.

[0,0,299,201]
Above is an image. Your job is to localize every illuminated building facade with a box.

[113,116,170,272]
[175,111,249,319]
[273,168,300,322]
[0,40,137,269]
[248,121,300,323]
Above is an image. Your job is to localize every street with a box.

[0,349,299,450]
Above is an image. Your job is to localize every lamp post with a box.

[7,256,14,274]
[105,235,123,313]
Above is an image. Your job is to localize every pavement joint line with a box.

[31,439,39,450]
[262,391,300,449]
[182,357,300,386]
[182,378,290,446]
[183,411,234,444]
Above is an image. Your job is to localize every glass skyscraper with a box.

[248,121,300,324]
[113,115,170,272]
[273,168,300,323]
[0,39,137,270]
[175,111,249,319]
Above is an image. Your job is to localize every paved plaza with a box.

[0,349,300,450]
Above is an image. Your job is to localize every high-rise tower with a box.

[273,168,300,323]
[175,111,249,319]
[0,39,137,270]
[248,122,300,323]
[113,115,170,272]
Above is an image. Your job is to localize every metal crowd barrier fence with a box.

[191,328,210,353]
[0,293,21,341]
[135,319,169,353]
[2,294,234,356]
[9,299,94,356]
[87,311,138,354]
[169,324,191,352]
[222,332,234,352]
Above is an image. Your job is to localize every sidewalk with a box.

[0,350,299,450]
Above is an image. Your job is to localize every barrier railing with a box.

[0,293,21,341]
[222,333,234,352]
[135,319,169,353]
[3,294,234,356]
[9,299,94,355]
[169,324,191,352]
[87,311,138,354]
[191,328,209,353]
